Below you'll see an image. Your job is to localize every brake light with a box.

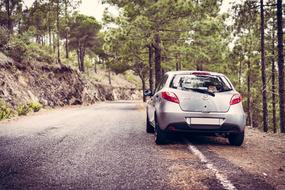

[192,72,210,75]
[230,94,242,105]
[161,91,180,104]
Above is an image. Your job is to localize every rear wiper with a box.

[189,88,215,97]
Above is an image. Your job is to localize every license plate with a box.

[186,118,224,125]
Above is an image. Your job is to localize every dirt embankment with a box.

[0,52,141,109]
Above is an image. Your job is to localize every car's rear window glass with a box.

[170,74,233,93]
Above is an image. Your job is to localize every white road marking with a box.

[186,142,237,190]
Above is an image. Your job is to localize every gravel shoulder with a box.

[207,127,285,190]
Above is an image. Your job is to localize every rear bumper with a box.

[165,122,243,134]
[156,103,246,133]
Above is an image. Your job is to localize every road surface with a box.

[0,102,280,190]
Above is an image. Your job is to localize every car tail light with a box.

[192,72,210,75]
[161,91,180,104]
[230,94,242,105]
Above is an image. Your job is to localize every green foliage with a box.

[6,36,28,62]
[0,26,10,50]
[17,104,30,116]
[27,43,54,64]
[28,102,42,112]
[0,101,13,120]
[103,0,229,83]
[0,0,23,31]
[68,14,102,48]
[124,71,141,87]
[17,102,43,116]
[68,13,102,72]
[2,34,54,63]
[61,52,78,67]
[1,101,42,119]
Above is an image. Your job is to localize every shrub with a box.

[17,104,30,116]
[0,101,13,120]
[27,43,54,64]
[0,26,10,50]
[28,102,42,112]
[6,36,28,62]
[124,71,140,86]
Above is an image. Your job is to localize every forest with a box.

[0,0,284,133]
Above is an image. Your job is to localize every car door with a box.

[148,75,169,125]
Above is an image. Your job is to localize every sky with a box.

[23,0,235,22]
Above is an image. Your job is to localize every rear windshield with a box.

[170,74,233,93]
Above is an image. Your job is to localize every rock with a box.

[39,98,48,106]
[17,75,27,86]
[0,53,142,110]
[27,90,39,102]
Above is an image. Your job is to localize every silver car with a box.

[145,71,246,146]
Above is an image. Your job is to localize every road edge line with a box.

[186,141,237,190]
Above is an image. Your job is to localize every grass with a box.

[0,101,13,120]
[16,102,43,116]
[17,104,30,116]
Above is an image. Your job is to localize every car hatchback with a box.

[145,71,246,146]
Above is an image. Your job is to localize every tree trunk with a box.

[260,0,268,132]
[271,21,277,133]
[65,35,69,59]
[41,36,45,46]
[48,0,52,52]
[77,49,81,71]
[48,25,52,52]
[56,0,61,65]
[196,63,203,71]
[18,19,21,34]
[141,76,146,102]
[176,53,179,71]
[64,0,69,59]
[276,0,285,133]
[52,32,56,53]
[94,59,97,73]
[77,42,85,73]
[79,47,85,72]
[108,68,112,85]
[154,33,162,88]
[247,60,253,127]
[148,45,154,92]
[5,0,12,32]
[36,35,40,44]
[238,61,242,90]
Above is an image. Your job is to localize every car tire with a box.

[146,114,154,133]
[228,132,244,146]
[154,117,167,145]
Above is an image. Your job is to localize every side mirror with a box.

[144,89,153,97]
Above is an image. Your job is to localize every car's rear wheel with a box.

[146,113,154,133]
[154,117,167,145]
[228,132,244,146]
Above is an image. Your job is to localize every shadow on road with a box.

[164,133,230,147]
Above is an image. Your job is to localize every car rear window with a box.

[170,74,233,93]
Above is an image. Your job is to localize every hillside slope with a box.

[0,52,141,111]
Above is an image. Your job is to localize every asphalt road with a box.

[0,102,276,190]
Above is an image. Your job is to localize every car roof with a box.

[165,71,224,76]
